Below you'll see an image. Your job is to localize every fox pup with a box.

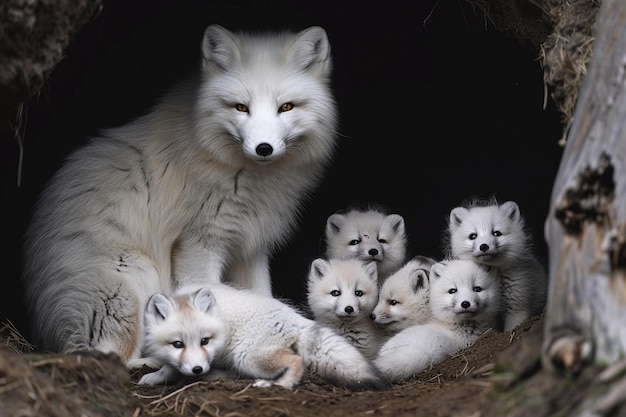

[324,206,407,280]
[447,197,548,330]
[306,257,383,359]
[374,259,503,382]
[370,255,436,334]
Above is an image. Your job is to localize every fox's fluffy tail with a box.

[302,323,388,391]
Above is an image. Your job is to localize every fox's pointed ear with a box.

[202,24,240,71]
[500,201,521,222]
[430,262,446,280]
[192,288,217,314]
[385,214,405,236]
[410,269,430,293]
[449,207,468,228]
[326,213,344,236]
[309,258,330,282]
[288,26,331,74]
[145,293,174,323]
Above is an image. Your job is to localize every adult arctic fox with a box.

[324,205,407,280]
[374,259,503,382]
[20,25,338,364]
[306,257,383,359]
[446,197,548,331]
[134,284,387,390]
[370,255,436,335]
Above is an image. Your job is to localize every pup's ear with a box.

[309,258,330,282]
[192,288,217,314]
[145,293,174,324]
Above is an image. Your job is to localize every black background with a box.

[1,0,565,338]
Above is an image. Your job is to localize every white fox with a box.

[135,283,388,390]
[20,24,338,363]
[324,206,408,280]
[306,257,383,359]
[370,255,436,334]
[374,259,503,382]
[446,198,548,331]
[129,288,227,385]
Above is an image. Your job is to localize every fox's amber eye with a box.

[330,290,341,297]
[492,230,502,237]
[473,286,483,292]
[469,233,477,240]
[448,288,457,294]
[235,103,248,112]
[200,337,209,346]
[349,239,360,246]
[279,102,294,112]
[172,341,184,349]
[355,290,363,297]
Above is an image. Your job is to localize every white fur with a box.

[20,25,338,363]
[129,288,227,385]
[306,258,383,359]
[447,198,548,331]
[374,259,502,382]
[325,208,407,279]
[371,255,436,334]
[149,283,387,390]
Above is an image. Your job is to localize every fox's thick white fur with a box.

[370,255,436,334]
[374,259,503,382]
[325,206,407,280]
[306,257,383,359]
[129,288,227,385]
[20,25,338,363]
[446,198,548,331]
[143,283,388,390]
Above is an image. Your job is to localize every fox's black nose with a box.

[479,244,489,252]
[256,143,273,157]
[368,248,379,256]
[369,313,376,321]
[461,301,470,309]
[192,366,203,375]
[345,306,354,314]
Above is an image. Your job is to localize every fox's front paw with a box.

[137,366,178,385]
[252,379,273,388]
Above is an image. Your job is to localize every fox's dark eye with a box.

[492,230,502,237]
[330,290,341,297]
[355,290,363,297]
[200,337,209,346]
[235,103,248,112]
[172,341,184,349]
[473,286,483,292]
[389,299,399,306]
[469,233,477,240]
[279,102,294,112]
[378,238,388,244]
[349,239,360,246]
[448,288,457,294]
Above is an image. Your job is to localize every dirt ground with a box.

[2,311,619,417]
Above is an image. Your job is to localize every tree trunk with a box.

[542,0,626,374]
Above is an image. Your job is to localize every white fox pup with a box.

[21,24,338,363]
[325,206,408,280]
[370,255,436,334]
[374,259,503,382]
[130,288,227,385]
[447,198,548,331]
[306,257,383,359]
[136,283,388,390]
